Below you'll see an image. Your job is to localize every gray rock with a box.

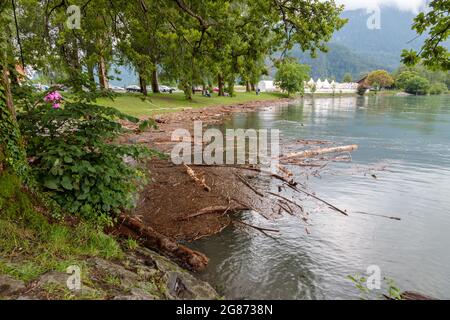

[37,271,69,287]
[16,295,39,300]
[90,257,139,288]
[0,275,26,296]
[113,288,156,300]
[134,248,219,300]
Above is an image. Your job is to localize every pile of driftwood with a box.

[114,143,365,271]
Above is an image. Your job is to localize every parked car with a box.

[110,85,126,93]
[126,85,141,93]
[32,83,50,92]
[159,85,174,93]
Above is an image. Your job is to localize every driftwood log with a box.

[117,214,209,272]
[281,144,359,161]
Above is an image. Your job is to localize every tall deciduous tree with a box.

[274,59,310,96]
[366,70,394,91]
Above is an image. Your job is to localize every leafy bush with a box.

[395,71,419,90]
[404,76,430,95]
[429,82,447,95]
[18,101,158,224]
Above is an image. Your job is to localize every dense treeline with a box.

[5,0,347,100]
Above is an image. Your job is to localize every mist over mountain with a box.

[294,7,428,81]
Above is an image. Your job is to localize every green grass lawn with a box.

[96,92,285,117]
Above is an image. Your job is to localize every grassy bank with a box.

[96,92,284,117]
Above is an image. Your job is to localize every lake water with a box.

[189,95,450,300]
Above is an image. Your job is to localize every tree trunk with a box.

[1,61,28,180]
[246,81,251,92]
[87,63,96,92]
[1,63,15,118]
[139,74,148,96]
[218,73,225,96]
[117,214,209,271]
[98,55,109,90]
[151,69,159,93]
[251,83,256,91]
[280,145,359,161]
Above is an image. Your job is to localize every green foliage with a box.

[347,274,403,300]
[404,75,430,95]
[343,73,353,83]
[401,0,450,70]
[429,82,447,95]
[0,170,123,281]
[366,70,395,90]
[274,60,310,96]
[395,71,419,89]
[0,83,29,181]
[394,64,450,89]
[17,102,158,223]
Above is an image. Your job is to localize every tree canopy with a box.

[401,0,450,70]
[3,0,346,100]
[366,70,394,91]
[274,59,310,96]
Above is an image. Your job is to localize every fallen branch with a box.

[354,211,401,221]
[281,145,359,161]
[179,204,249,220]
[184,164,211,192]
[233,220,280,233]
[285,183,349,216]
[268,191,304,213]
[118,214,209,271]
[235,173,265,197]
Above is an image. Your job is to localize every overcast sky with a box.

[336,0,427,13]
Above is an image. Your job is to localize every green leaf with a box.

[44,178,59,190]
[61,176,74,190]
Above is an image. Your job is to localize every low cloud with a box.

[336,0,427,13]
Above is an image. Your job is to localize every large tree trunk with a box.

[98,55,109,90]
[246,81,251,92]
[1,61,28,179]
[251,83,256,91]
[139,73,148,96]
[218,73,225,96]
[151,69,159,93]
[1,63,14,117]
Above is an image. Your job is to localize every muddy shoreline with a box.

[120,97,300,242]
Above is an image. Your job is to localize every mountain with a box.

[291,7,429,81]
[333,7,426,69]
[291,42,386,82]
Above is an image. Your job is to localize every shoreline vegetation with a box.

[2,92,447,300]
[0,94,349,300]
[1,0,447,302]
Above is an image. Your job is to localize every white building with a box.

[257,80,277,92]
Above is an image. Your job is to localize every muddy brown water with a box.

[187,95,450,300]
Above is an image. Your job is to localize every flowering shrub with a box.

[44,91,63,109]
[18,102,160,224]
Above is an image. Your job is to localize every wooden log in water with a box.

[118,214,209,271]
[281,144,359,161]
[401,291,437,300]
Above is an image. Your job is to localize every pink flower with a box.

[44,91,63,109]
